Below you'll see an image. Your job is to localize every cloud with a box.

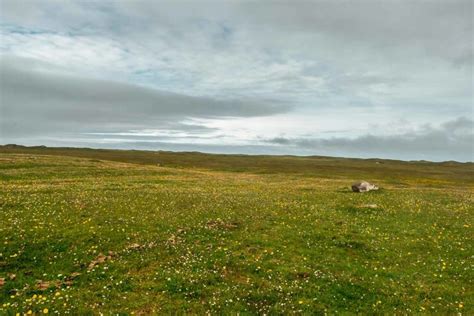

[265,117,474,161]
[3,0,470,65]
[1,1,471,104]
[0,56,290,139]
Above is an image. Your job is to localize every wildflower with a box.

[43,308,49,314]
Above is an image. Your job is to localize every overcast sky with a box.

[0,0,472,161]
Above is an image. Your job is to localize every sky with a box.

[0,0,472,161]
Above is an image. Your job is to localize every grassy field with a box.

[0,145,473,314]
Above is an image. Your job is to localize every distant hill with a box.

[1,144,472,183]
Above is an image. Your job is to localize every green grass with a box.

[0,146,473,314]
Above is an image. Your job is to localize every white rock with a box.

[351,181,379,192]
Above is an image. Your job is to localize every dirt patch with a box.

[88,251,115,271]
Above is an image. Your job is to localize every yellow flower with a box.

[43,308,49,314]
[27,311,33,315]
[55,292,61,297]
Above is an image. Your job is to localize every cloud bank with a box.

[1,56,289,137]
[265,117,474,161]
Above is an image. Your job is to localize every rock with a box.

[352,181,379,192]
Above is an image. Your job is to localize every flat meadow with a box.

[0,146,473,314]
